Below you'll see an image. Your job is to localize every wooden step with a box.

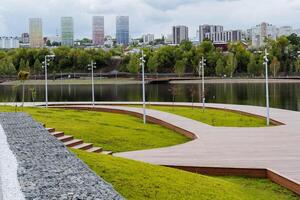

[50,131,64,138]
[64,139,83,147]
[58,135,74,143]
[72,143,93,150]
[101,151,113,155]
[86,147,103,153]
[46,128,55,133]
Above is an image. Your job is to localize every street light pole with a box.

[263,49,270,126]
[199,56,206,110]
[140,50,146,124]
[88,61,96,107]
[42,54,55,108]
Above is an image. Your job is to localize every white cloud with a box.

[0,0,299,39]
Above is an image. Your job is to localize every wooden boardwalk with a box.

[74,102,300,195]
[1,102,300,194]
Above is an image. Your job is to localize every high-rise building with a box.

[21,33,29,44]
[116,16,129,45]
[251,22,277,48]
[29,18,43,48]
[0,37,20,49]
[92,16,105,46]
[199,25,242,44]
[142,34,155,44]
[172,25,189,44]
[199,25,223,43]
[277,26,293,37]
[61,17,74,46]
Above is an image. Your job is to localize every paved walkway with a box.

[113,103,300,184]
[1,102,300,193]
[43,102,300,186]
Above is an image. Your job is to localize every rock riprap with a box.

[0,113,123,200]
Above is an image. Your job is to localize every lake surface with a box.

[0,82,299,111]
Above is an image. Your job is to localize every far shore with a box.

[0,78,142,86]
[170,78,300,84]
[1,77,300,86]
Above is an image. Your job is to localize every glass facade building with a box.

[116,16,129,45]
[61,17,74,46]
[29,18,43,48]
[92,16,104,46]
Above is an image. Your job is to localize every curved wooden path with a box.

[1,102,300,194]
[56,102,300,195]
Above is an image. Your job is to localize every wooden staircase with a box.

[45,127,113,155]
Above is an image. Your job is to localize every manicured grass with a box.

[143,105,268,127]
[0,106,190,152]
[72,149,299,200]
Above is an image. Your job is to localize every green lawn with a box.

[142,105,268,127]
[73,149,299,200]
[0,106,190,152]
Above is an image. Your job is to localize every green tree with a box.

[215,58,225,77]
[155,46,177,72]
[46,40,52,46]
[34,59,43,75]
[287,33,300,46]
[247,54,261,76]
[174,60,185,77]
[26,60,30,72]
[295,59,300,73]
[270,57,280,77]
[179,40,193,51]
[18,70,30,107]
[225,53,237,77]
[0,58,16,75]
[19,59,26,71]
[147,54,159,74]
[127,54,140,74]
[228,42,250,73]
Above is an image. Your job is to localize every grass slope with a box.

[0,106,190,152]
[73,149,299,200]
[144,105,267,127]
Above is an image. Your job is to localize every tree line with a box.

[1,34,300,77]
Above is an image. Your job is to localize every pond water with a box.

[0,82,299,111]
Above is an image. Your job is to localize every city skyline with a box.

[92,16,105,45]
[61,17,74,46]
[0,0,300,39]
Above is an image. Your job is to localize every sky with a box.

[0,0,300,39]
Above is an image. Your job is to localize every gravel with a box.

[0,112,124,200]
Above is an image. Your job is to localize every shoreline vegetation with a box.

[1,77,300,86]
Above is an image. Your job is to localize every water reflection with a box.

[0,82,299,111]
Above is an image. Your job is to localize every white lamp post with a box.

[199,56,206,110]
[140,50,146,124]
[42,54,55,108]
[263,49,270,126]
[88,61,97,107]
